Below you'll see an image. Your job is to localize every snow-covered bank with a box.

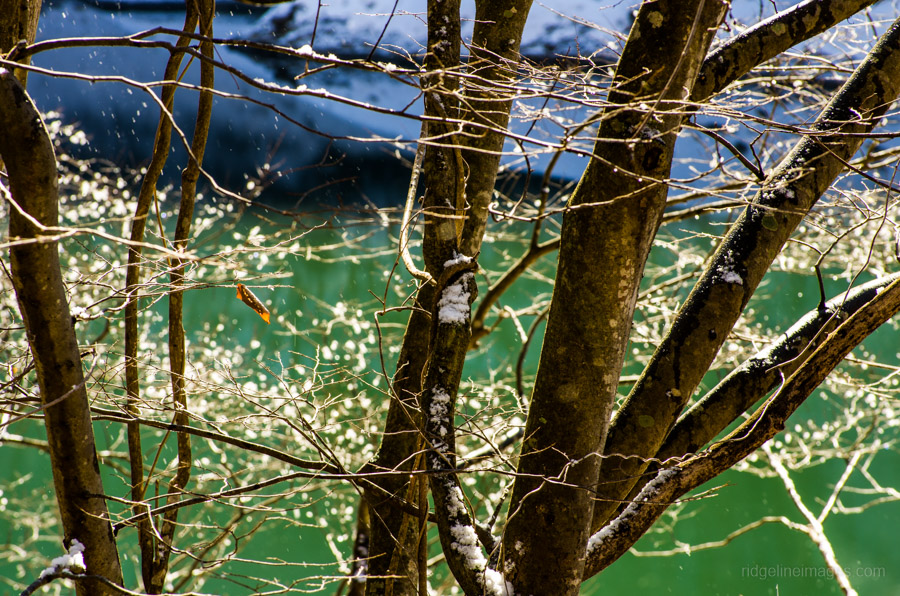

[28,0,628,204]
[31,0,421,205]
[243,0,622,63]
[26,0,888,206]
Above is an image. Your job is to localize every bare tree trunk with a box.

[146,0,216,591]
[1,68,124,595]
[120,8,200,589]
[502,2,729,593]
[363,4,532,593]
[362,285,434,596]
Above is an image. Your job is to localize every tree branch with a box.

[121,10,200,588]
[458,0,533,258]
[584,273,900,578]
[594,14,900,531]
[151,2,215,590]
[693,0,879,102]
[661,273,900,467]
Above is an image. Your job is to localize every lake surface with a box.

[8,209,898,594]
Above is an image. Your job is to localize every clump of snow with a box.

[721,270,743,285]
[39,539,86,579]
[430,387,452,438]
[483,568,513,596]
[446,484,467,517]
[430,387,450,419]
[440,480,511,595]
[252,77,326,94]
[586,467,679,555]
[450,523,486,569]
[717,251,743,286]
[586,512,623,554]
[444,251,472,268]
[448,522,511,595]
[437,275,472,324]
[429,438,449,456]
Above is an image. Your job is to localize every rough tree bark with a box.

[1,67,124,595]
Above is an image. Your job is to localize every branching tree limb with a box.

[618,273,900,508]
[503,3,730,592]
[692,0,880,102]
[660,273,900,463]
[458,0,533,259]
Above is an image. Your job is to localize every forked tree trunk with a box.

[501,3,729,592]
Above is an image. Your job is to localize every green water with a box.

[182,214,900,595]
[2,206,898,595]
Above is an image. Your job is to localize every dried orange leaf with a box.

[236,283,270,324]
